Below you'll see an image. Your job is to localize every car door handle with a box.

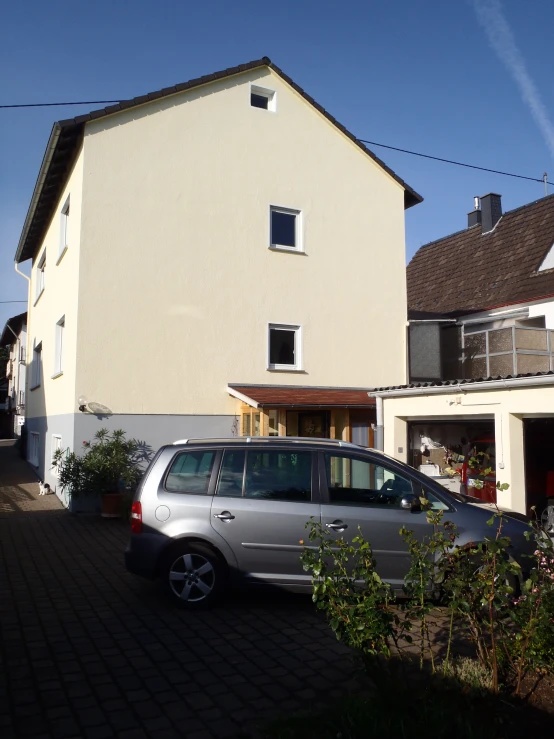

[213,511,235,522]
[325,520,348,531]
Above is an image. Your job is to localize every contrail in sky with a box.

[472,0,554,158]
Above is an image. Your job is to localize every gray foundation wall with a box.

[27,413,238,511]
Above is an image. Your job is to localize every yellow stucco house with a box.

[14,57,421,502]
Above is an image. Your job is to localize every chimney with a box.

[480,193,502,233]
[468,196,482,228]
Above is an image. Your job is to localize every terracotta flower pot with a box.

[101,492,123,519]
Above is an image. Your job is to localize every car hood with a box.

[466,501,529,524]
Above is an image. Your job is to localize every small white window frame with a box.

[31,341,42,389]
[267,323,302,371]
[52,435,62,477]
[269,205,303,253]
[35,251,46,302]
[53,316,65,378]
[58,195,70,262]
[250,84,277,112]
[29,432,40,467]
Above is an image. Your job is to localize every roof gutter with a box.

[368,375,554,398]
[15,123,62,264]
[370,374,554,399]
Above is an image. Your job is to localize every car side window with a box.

[165,450,216,494]
[324,453,413,507]
[215,450,246,497]
[244,450,312,502]
[420,487,450,511]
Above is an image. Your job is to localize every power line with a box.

[0,300,27,304]
[359,138,554,187]
[1,97,552,186]
[0,100,121,109]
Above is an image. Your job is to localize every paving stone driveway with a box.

[0,440,357,739]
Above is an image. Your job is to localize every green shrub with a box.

[52,428,142,499]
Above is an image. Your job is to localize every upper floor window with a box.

[59,196,70,260]
[31,341,42,389]
[268,323,302,371]
[35,252,46,301]
[53,316,65,377]
[250,85,276,112]
[270,206,301,252]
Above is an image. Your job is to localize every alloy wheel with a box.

[168,552,216,602]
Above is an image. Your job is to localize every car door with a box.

[210,446,320,587]
[319,451,433,590]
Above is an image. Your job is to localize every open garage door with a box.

[408,420,495,499]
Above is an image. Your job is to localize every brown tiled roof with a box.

[228,384,376,408]
[407,195,554,314]
[15,57,422,264]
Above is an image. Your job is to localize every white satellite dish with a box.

[87,401,112,415]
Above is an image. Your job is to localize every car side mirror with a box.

[400,494,421,511]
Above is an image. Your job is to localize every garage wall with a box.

[381,383,554,513]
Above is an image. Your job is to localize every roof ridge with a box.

[16,57,422,263]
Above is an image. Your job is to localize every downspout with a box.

[374,395,384,452]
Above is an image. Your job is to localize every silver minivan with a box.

[125,437,532,608]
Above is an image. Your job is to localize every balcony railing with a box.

[463,326,554,379]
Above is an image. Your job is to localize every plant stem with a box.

[445,606,454,666]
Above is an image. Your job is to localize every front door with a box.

[210,447,319,587]
[319,451,433,590]
[298,411,329,438]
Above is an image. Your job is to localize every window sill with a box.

[269,246,306,255]
[51,371,64,380]
[33,289,45,307]
[267,367,307,373]
[30,384,41,391]
[56,246,68,265]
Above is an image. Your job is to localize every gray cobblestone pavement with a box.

[0,440,358,738]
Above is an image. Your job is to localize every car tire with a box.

[161,542,226,609]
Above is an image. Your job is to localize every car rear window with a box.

[165,450,216,494]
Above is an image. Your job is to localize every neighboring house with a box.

[372,192,554,515]
[14,57,421,505]
[0,313,27,438]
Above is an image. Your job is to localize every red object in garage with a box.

[461,437,497,504]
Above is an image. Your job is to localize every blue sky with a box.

[2,0,554,330]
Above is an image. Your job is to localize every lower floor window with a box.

[29,432,40,467]
[52,435,62,476]
[268,323,301,370]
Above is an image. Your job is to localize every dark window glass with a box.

[165,451,215,494]
[269,328,295,366]
[324,454,413,507]
[251,93,268,109]
[216,450,245,497]
[271,210,296,247]
[244,451,311,502]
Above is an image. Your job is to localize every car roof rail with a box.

[172,436,365,449]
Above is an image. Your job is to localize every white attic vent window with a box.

[250,85,276,112]
[538,243,554,272]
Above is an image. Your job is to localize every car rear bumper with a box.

[124,532,167,579]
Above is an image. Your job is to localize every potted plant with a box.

[53,429,141,517]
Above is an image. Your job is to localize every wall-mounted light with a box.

[78,395,88,412]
